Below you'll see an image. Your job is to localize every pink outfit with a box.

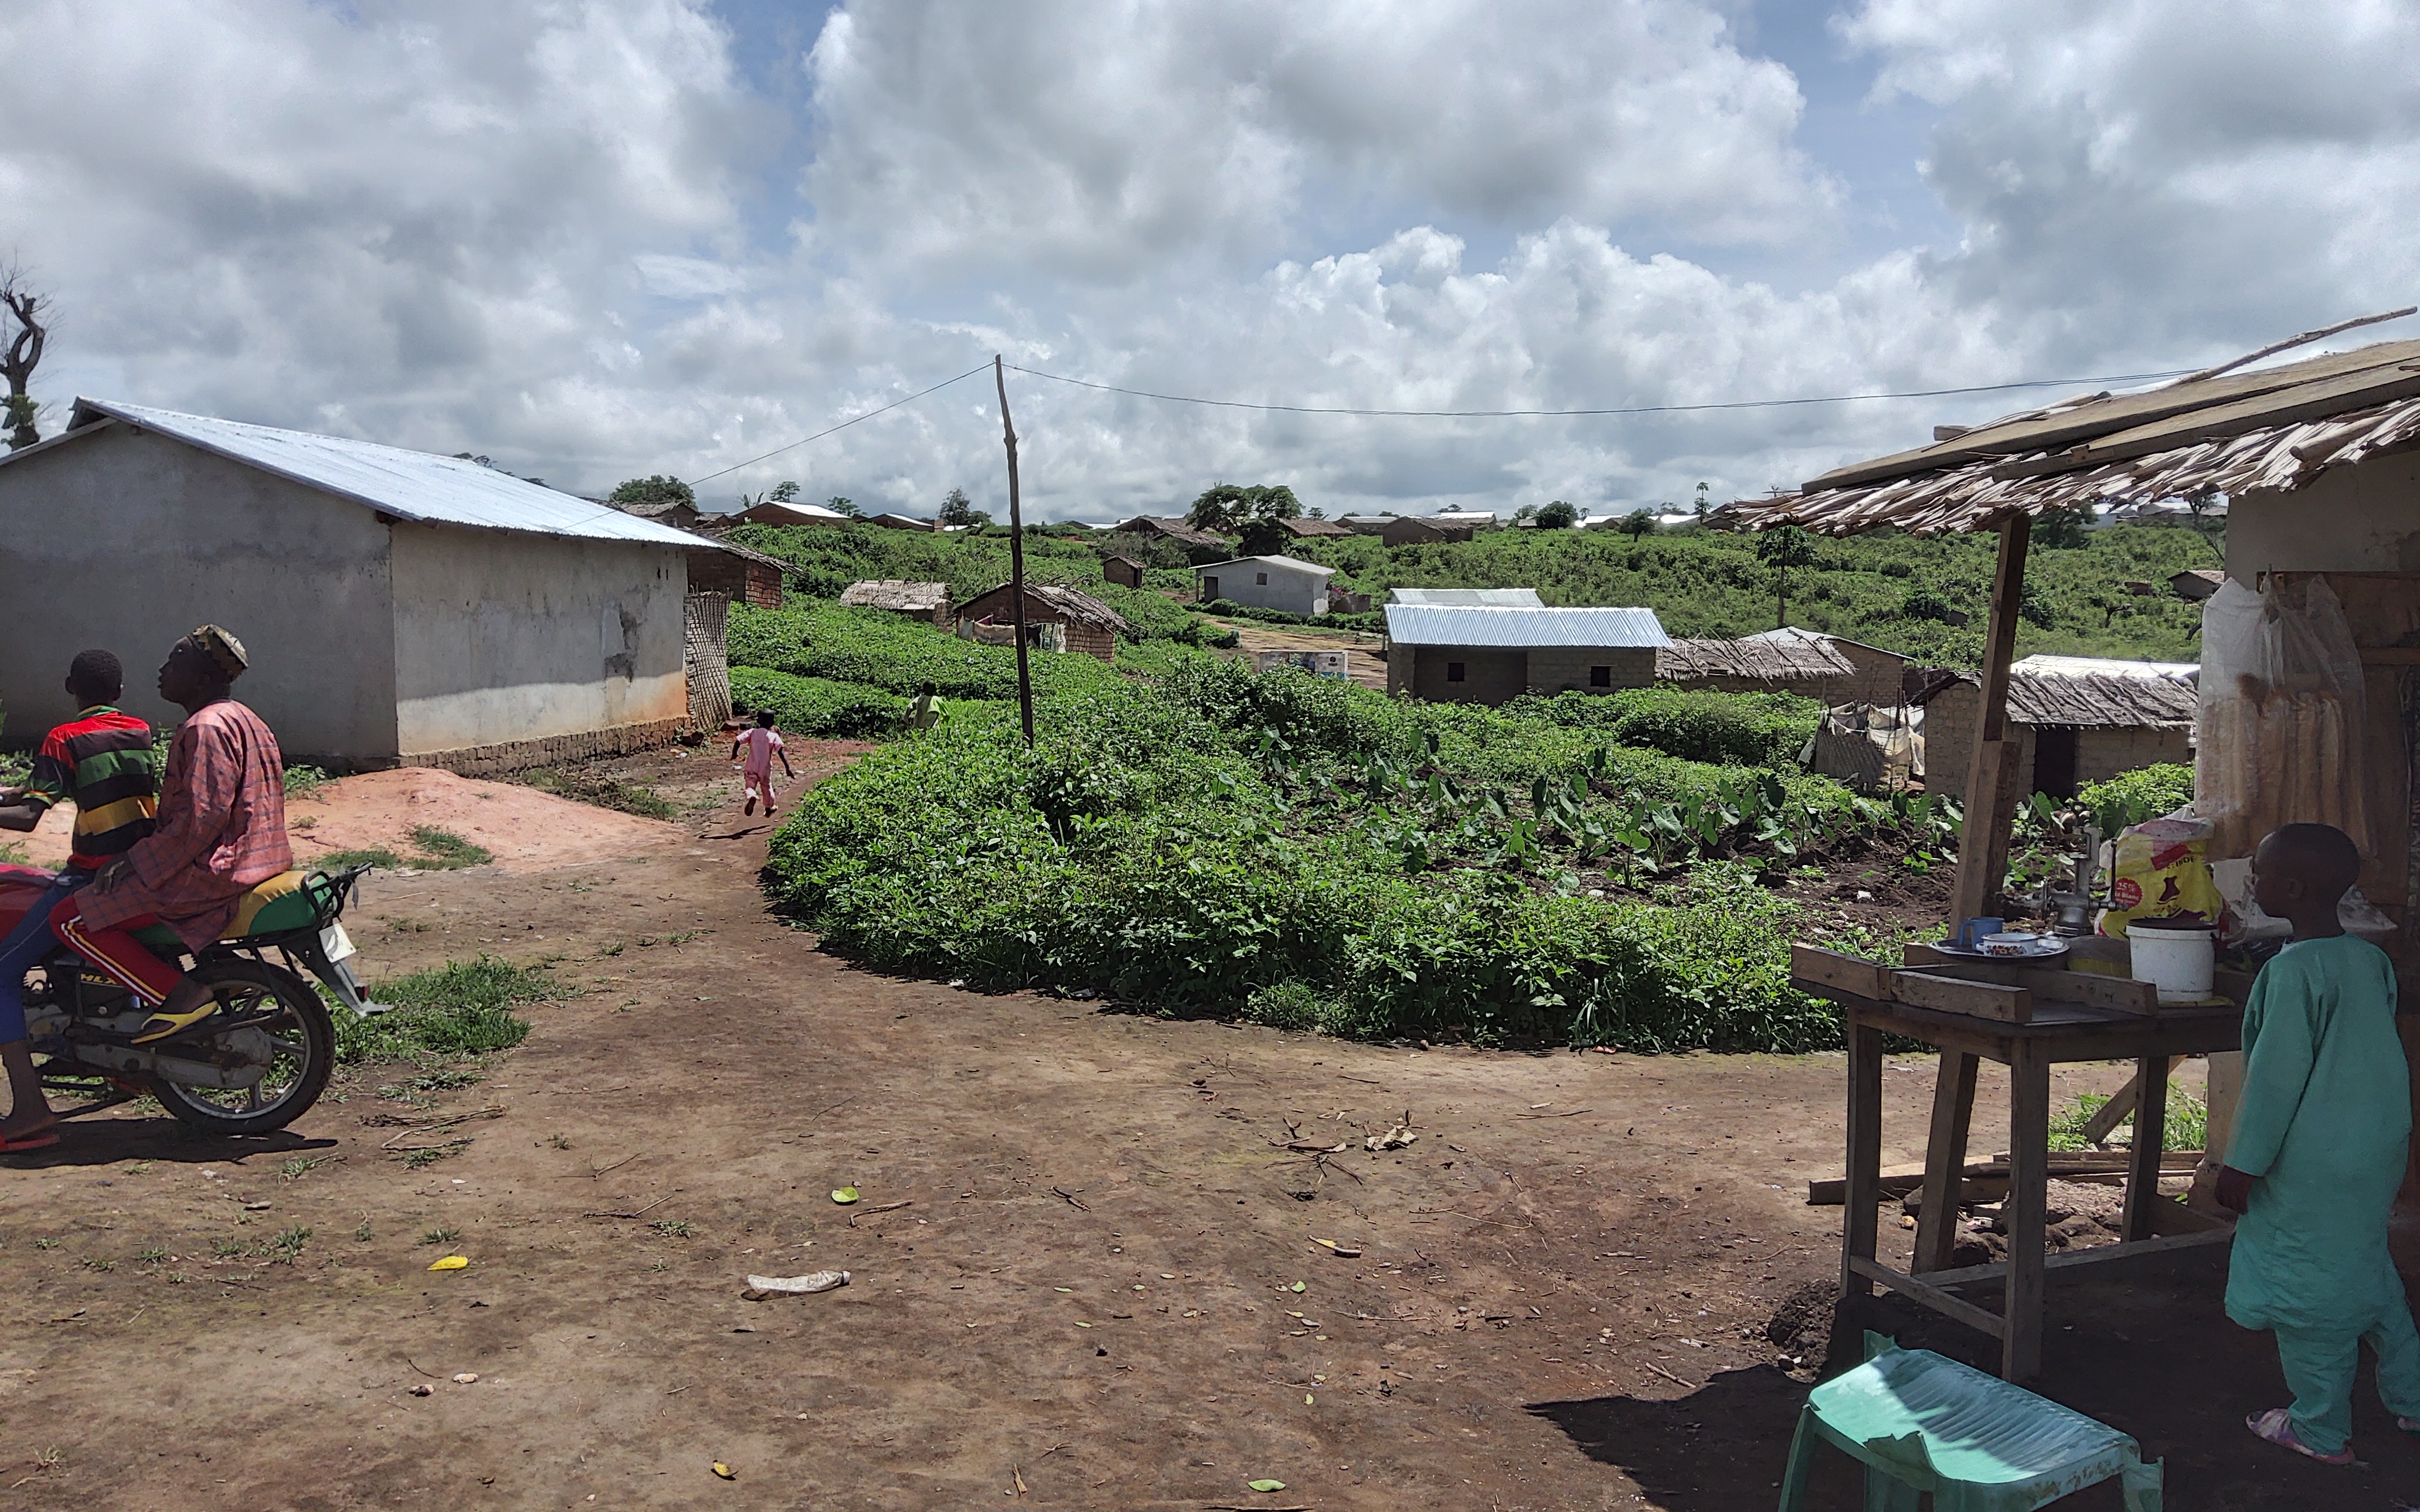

[737,727,784,802]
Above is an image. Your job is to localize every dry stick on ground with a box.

[570,1152,640,1180]
[1051,1187,1090,1212]
[1644,1361,1697,1390]
[405,1356,441,1379]
[583,1194,673,1220]
[1513,1108,1593,1119]
[381,1109,504,1149]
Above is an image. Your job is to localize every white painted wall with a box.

[1197,561,1329,615]
[0,424,401,761]
[2227,454,2420,583]
[388,523,687,755]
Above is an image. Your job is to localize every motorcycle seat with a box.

[123,871,318,954]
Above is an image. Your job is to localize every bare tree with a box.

[0,264,51,450]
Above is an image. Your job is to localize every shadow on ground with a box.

[1533,1247,2420,1509]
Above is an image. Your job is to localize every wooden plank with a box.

[1949,515,2032,934]
[2003,1043,2051,1382]
[2145,1193,2231,1237]
[1848,1256,2009,1340]
[1806,1151,2197,1205]
[1910,1226,2235,1293]
[2122,1054,2172,1242]
[1841,1021,1885,1300]
[1913,959,2160,1014]
[1789,944,1890,1000]
[1914,1052,1980,1275]
[1888,970,2033,1024]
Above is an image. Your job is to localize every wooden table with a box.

[1799,972,2241,1382]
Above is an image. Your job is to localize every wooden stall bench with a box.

[1796,942,2243,1383]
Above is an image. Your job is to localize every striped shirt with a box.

[21,706,158,869]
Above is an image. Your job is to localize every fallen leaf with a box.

[428,1255,469,1272]
[830,1187,859,1205]
[712,1462,736,1480]
[1313,1239,1364,1258]
[1303,1394,1314,1405]
[1289,1281,1306,1293]
[1247,1479,1287,1493]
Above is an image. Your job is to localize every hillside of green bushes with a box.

[727,514,2224,666]
[739,610,1950,1048]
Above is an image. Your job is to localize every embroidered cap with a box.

[186,624,249,679]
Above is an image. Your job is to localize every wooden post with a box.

[2003,1041,2051,1381]
[1842,1015,1885,1300]
[1949,513,2033,932]
[1912,1051,1980,1274]
[994,355,1035,747]
[2120,1054,2173,1242]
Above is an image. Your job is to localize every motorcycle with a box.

[0,863,382,1136]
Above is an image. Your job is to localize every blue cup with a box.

[1958,916,2005,949]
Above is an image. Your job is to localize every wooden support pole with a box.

[2003,1041,2051,1381]
[2121,1054,2174,1242]
[994,355,1035,747]
[1949,513,2033,933]
[1842,1017,1885,1300]
[1912,1052,1980,1275]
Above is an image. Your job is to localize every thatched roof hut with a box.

[1916,656,2196,801]
[841,579,953,625]
[955,582,1129,662]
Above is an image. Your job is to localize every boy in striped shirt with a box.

[0,650,158,1147]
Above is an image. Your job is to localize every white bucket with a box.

[2129,919,2216,1003]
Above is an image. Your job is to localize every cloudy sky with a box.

[3,0,2415,520]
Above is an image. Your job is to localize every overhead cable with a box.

[685,363,993,486]
[1001,363,2201,418]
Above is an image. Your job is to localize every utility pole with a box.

[994,355,1035,746]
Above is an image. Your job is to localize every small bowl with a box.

[1981,931,2042,956]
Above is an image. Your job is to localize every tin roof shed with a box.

[1382,604,1670,648]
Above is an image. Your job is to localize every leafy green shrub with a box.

[520,769,680,820]
[760,667,1934,1050]
[2075,763,2194,836]
[730,666,906,738]
[728,603,1128,701]
[338,956,563,1064]
[1505,687,1820,767]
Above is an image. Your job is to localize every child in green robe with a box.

[2217,822,2420,1463]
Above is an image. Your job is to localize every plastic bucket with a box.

[2129,918,2216,1003]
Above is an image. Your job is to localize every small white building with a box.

[1194,555,1336,615]
[0,397,718,772]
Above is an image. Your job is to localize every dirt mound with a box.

[18,766,683,874]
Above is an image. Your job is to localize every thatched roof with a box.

[1724,329,2420,536]
[1657,634,1856,683]
[1917,658,2199,729]
[841,579,951,614]
[959,581,1130,633]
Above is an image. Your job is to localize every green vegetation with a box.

[2049,1089,2209,1153]
[763,658,1942,1049]
[282,764,332,800]
[320,826,492,873]
[730,667,906,738]
[1505,687,1821,768]
[337,956,562,1065]
[520,769,679,821]
[2074,764,2196,837]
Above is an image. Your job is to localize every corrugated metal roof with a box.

[1384,604,1670,648]
[1193,554,1335,577]
[50,398,709,550]
[1389,587,1544,607]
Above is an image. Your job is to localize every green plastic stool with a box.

[1776,1334,2161,1512]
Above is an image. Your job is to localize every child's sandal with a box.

[2248,1407,2355,1465]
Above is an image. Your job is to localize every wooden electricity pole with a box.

[994,355,1035,746]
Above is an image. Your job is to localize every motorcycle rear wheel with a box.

[149,958,335,1137]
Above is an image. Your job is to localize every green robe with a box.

[2224,934,2411,1336]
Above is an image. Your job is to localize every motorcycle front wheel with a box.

[150,957,335,1137]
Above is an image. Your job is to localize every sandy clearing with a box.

[17,765,682,874]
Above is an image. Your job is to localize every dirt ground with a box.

[1,747,2415,1510]
[1221,622,1391,691]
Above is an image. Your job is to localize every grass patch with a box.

[337,956,563,1065]
[283,764,332,800]
[521,769,679,821]
[2048,1089,2210,1152]
[318,828,491,872]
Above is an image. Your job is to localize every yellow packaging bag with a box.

[2098,816,2224,938]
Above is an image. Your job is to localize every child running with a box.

[730,709,796,818]
[2217,822,2420,1463]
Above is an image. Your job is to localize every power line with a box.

[1001,363,2200,418]
[685,363,993,486]
[682,358,2203,485]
